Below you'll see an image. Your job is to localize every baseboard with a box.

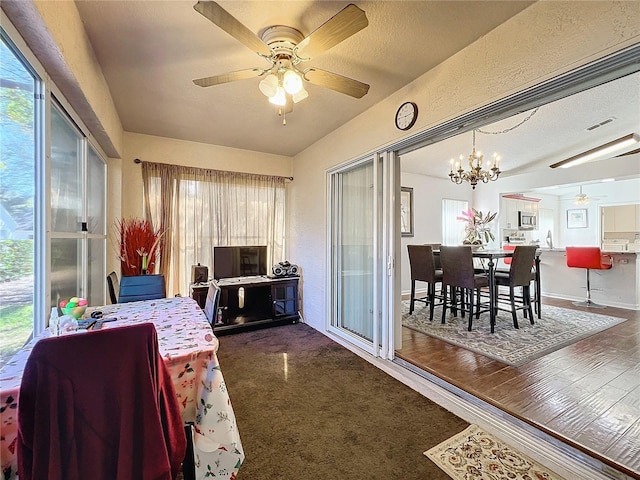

[323,329,634,480]
[541,292,640,311]
[401,287,428,298]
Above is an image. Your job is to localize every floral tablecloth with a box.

[0,296,244,480]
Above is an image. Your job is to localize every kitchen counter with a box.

[536,249,639,310]
[536,247,639,254]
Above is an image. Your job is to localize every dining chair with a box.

[17,323,186,480]
[498,245,540,316]
[424,243,442,270]
[494,245,538,328]
[566,246,612,308]
[407,245,443,320]
[203,282,222,326]
[118,274,167,303]
[106,271,119,304]
[439,246,490,331]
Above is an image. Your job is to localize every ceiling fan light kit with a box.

[549,133,640,169]
[574,186,590,206]
[192,1,370,125]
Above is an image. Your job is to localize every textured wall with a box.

[121,132,293,219]
[289,1,640,332]
[2,0,124,158]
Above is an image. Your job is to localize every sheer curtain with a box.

[141,162,286,296]
[442,198,468,246]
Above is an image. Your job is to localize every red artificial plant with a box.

[115,218,166,276]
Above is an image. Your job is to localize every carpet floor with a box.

[216,323,469,480]
[402,300,627,366]
[425,424,566,480]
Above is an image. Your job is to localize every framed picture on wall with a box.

[567,208,588,228]
[401,187,414,237]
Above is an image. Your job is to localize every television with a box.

[213,246,268,279]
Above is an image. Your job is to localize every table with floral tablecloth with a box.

[0,296,244,480]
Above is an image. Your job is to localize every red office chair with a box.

[566,246,612,308]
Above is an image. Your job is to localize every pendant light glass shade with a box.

[283,69,303,95]
[259,74,278,98]
[292,87,308,103]
[268,86,287,106]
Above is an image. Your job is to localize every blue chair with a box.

[118,274,166,303]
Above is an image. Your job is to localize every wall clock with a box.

[395,101,418,130]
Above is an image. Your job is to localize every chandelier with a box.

[449,130,501,189]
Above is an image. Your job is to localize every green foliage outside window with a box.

[0,240,33,282]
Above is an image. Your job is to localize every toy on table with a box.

[59,296,89,319]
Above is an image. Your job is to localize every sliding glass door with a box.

[328,155,387,355]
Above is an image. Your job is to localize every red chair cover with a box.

[17,323,186,480]
[502,245,516,265]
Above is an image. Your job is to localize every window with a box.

[442,198,468,246]
[0,32,38,366]
[142,162,286,295]
[0,26,107,368]
[49,103,106,309]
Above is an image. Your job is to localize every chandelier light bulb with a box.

[283,69,303,95]
[259,74,278,98]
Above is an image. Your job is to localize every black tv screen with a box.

[213,246,268,279]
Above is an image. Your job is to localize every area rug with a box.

[402,300,626,366]
[425,424,566,480]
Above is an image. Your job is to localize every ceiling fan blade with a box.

[296,4,368,59]
[193,68,265,87]
[194,1,271,57]
[304,68,369,98]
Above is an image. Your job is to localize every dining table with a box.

[0,296,244,480]
[436,247,541,333]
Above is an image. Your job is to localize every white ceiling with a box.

[73,0,533,157]
[400,71,640,184]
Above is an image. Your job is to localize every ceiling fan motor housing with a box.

[261,25,305,63]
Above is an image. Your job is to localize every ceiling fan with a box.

[192,1,370,112]
[571,185,606,205]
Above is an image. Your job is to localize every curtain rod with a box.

[133,158,293,181]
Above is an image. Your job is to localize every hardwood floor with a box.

[396,297,640,479]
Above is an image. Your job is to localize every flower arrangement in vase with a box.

[457,208,497,246]
[115,217,166,276]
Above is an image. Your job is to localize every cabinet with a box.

[272,281,298,318]
[501,198,519,229]
[500,195,540,230]
[211,276,299,335]
[602,204,640,233]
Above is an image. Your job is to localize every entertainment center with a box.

[190,245,299,334]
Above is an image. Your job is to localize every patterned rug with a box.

[425,424,565,480]
[402,300,626,366]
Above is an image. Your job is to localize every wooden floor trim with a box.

[395,297,640,479]
[322,327,634,480]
